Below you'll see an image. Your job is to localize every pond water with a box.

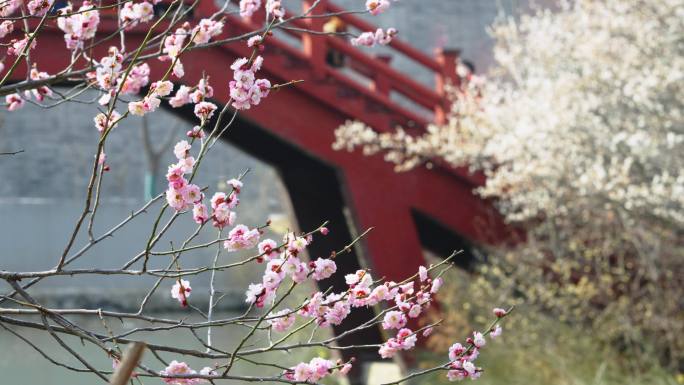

[0,312,334,384]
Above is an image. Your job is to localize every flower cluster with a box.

[27,0,54,16]
[283,357,351,383]
[229,56,271,110]
[3,66,53,111]
[266,0,284,20]
[0,0,21,17]
[93,47,150,106]
[164,140,203,212]
[120,1,154,30]
[160,361,215,385]
[128,79,174,116]
[168,78,218,123]
[7,33,37,56]
[56,1,100,50]
[350,28,397,47]
[239,0,261,19]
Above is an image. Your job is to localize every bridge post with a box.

[370,54,393,96]
[434,48,460,124]
[302,0,328,79]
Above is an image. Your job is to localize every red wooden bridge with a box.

[5,0,509,377]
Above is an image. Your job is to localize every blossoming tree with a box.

[334,0,684,368]
[0,0,509,383]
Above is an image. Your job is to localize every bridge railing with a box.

[219,0,460,128]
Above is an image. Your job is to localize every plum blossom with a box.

[0,20,13,38]
[257,239,280,261]
[193,101,217,122]
[312,258,336,281]
[192,19,224,45]
[8,34,37,56]
[171,279,191,307]
[5,94,24,111]
[266,0,284,20]
[27,0,54,16]
[0,0,21,17]
[229,56,271,110]
[284,357,337,383]
[350,28,397,47]
[224,224,260,251]
[472,332,486,348]
[160,360,208,385]
[239,0,261,18]
[490,325,502,338]
[430,277,444,293]
[493,308,507,318]
[57,2,100,50]
[93,111,121,133]
[267,309,296,332]
[151,80,174,97]
[382,310,407,330]
[365,0,390,15]
[170,85,192,108]
[418,265,428,282]
[120,1,154,30]
[192,203,209,224]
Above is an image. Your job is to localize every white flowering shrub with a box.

[0,0,509,383]
[334,0,684,368]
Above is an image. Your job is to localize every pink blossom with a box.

[396,328,417,350]
[27,0,54,16]
[0,20,14,39]
[192,19,224,45]
[8,34,37,56]
[187,126,205,139]
[266,0,284,19]
[192,203,208,224]
[211,203,235,229]
[262,270,282,290]
[430,277,444,293]
[190,78,213,103]
[408,304,422,318]
[5,93,24,111]
[182,184,202,204]
[257,239,280,261]
[340,363,352,375]
[423,327,434,337]
[226,178,243,192]
[473,331,486,348]
[292,362,314,382]
[382,310,407,330]
[0,0,21,17]
[245,283,264,304]
[171,279,191,307]
[151,80,174,97]
[448,343,465,361]
[170,85,192,108]
[267,309,296,332]
[320,226,329,235]
[239,0,261,18]
[224,224,260,251]
[166,188,187,211]
[490,325,502,338]
[247,35,262,48]
[120,1,154,29]
[493,307,507,318]
[365,0,390,15]
[93,111,121,133]
[194,101,217,122]
[418,265,428,282]
[312,258,337,281]
[160,360,205,385]
[174,140,191,159]
[128,100,146,116]
[57,2,100,50]
[350,28,397,47]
